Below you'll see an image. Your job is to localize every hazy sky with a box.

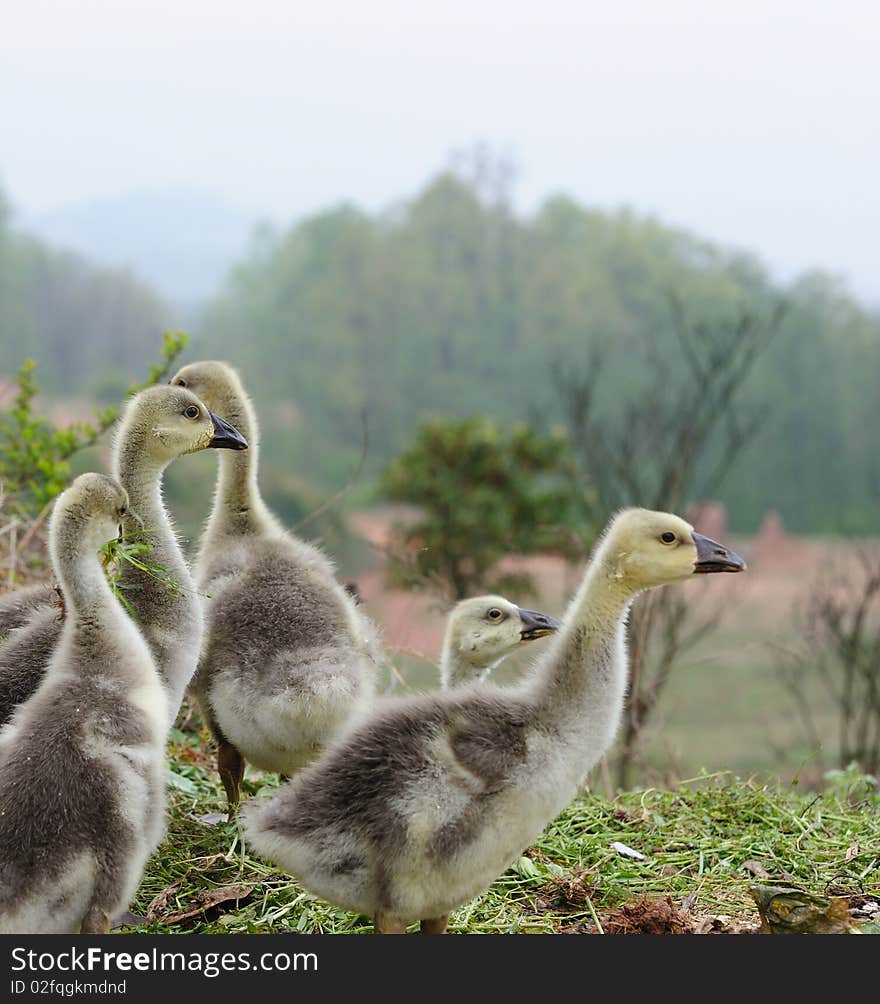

[2,1,879,299]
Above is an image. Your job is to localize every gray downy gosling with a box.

[170,361,382,817]
[243,508,745,934]
[0,474,166,934]
[0,584,59,638]
[440,595,559,689]
[0,385,247,729]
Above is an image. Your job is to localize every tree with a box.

[556,296,785,787]
[0,194,171,396]
[201,162,880,537]
[777,549,880,775]
[382,417,580,601]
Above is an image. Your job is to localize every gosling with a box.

[170,361,382,815]
[244,509,745,933]
[0,474,167,934]
[439,595,559,688]
[0,385,247,728]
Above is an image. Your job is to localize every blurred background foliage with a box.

[2,158,879,781]
[3,166,877,539]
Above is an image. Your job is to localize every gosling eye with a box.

[118,506,127,517]
[660,531,677,544]
[175,378,188,388]
[184,404,200,420]
[487,608,504,621]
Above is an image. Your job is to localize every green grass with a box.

[132,723,879,934]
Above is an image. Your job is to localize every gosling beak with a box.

[208,412,248,451]
[517,607,561,641]
[692,532,746,573]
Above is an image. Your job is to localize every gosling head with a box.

[169,360,246,415]
[51,473,129,555]
[115,384,247,466]
[603,508,746,590]
[445,595,561,673]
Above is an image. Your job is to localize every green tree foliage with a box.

[5,169,880,536]
[382,417,580,600]
[0,194,171,396]
[202,166,880,535]
[0,332,188,515]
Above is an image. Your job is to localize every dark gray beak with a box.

[209,412,248,451]
[517,607,561,641]
[692,532,746,573]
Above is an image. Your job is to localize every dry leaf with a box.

[845,841,860,863]
[162,884,255,926]
[680,892,698,914]
[749,884,854,934]
[741,859,771,879]
[693,914,727,934]
[150,883,255,926]
[146,879,184,922]
[612,808,639,823]
[692,913,760,935]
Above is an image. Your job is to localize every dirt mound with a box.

[601,896,693,935]
[534,868,597,911]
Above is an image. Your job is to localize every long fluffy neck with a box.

[50,523,157,697]
[439,638,499,689]
[203,387,279,547]
[528,532,637,745]
[112,433,192,594]
[111,422,202,725]
[51,532,117,624]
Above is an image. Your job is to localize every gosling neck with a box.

[50,531,116,624]
[112,430,193,596]
[205,389,277,541]
[529,540,637,729]
[439,639,499,689]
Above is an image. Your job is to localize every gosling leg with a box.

[217,738,245,820]
[420,915,449,934]
[374,913,408,934]
[80,906,110,934]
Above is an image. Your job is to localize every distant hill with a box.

[0,192,172,395]
[25,190,265,306]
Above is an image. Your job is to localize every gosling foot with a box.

[420,915,449,934]
[80,906,110,934]
[374,913,408,934]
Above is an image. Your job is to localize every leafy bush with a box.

[382,416,582,600]
[0,331,188,516]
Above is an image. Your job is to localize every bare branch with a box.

[776,547,880,773]
[555,294,780,786]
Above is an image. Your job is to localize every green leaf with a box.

[165,768,200,795]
